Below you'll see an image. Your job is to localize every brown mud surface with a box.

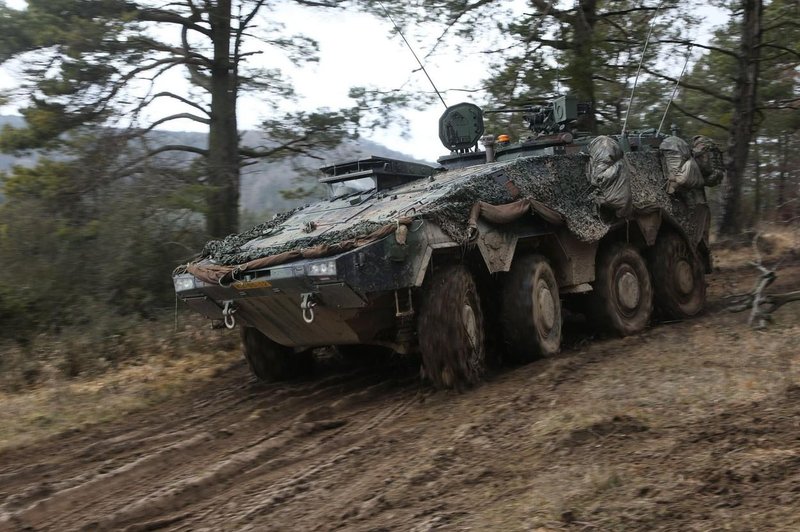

[1,258,799,531]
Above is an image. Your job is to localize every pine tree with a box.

[0,0,358,237]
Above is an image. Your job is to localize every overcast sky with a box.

[1,1,725,162]
[0,0,493,161]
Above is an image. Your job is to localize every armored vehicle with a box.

[173,95,723,389]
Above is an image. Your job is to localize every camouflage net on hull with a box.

[189,151,707,277]
[423,151,702,245]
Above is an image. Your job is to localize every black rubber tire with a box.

[502,254,562,361]
[592,242,653,336]
[651,232,706,319]
[418,264,486,390]
[240,326,313,382]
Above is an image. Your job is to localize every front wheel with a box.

[502,254,562,361]
[240,326,313,382]
[418,264,486,389]
[651,232,706,319]
[592,242,653,336]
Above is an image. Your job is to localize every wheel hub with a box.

[536,280,556,331]
[675,259,695,295]
[617,268,641,310]
[462,303,479,350]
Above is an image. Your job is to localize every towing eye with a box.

[222,300,238,329]
[300,293,317,324]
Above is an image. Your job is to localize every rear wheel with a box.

[592,242,653,336]
[651,232,706,319]
[502,254,562,361]
[240,326,313,382]
[418,264,486,389]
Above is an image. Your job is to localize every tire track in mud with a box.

[2,259,797,531]
[0,369,250,499]
[0,364,420,532]
[231,385,420,524]
[0,433,214,529]
[140,379,421,530]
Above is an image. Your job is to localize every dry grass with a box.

[0,317,241,451]
[711,223,800,270]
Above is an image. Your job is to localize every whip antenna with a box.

[657,44,693,136]
[621,0,665,135]
[377,1,447,109]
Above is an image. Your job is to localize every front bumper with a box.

[173,237,419,347]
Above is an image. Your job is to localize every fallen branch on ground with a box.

[725,233,800,329]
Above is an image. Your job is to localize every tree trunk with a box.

[206,0,240,238]
[776,132,790,222]
[570,0,598,133]
[718,0,763,236]
[753,136,760,225]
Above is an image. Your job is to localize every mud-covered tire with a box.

[502,254,562,361]
[240,326,313,382]
[418,264,486,389]
[651,232,706,319]
[592,242,653,336]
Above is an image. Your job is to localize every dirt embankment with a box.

[0,258,798,531]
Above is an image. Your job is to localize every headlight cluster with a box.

[306,260,337,276]
[173,275,196,292]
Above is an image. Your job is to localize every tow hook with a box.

[300,292,317,324]
[222,300,238,329]
[394,288,414,318]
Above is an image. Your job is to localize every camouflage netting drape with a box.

[185,150,711,282]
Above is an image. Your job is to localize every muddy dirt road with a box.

[1,260,799,531]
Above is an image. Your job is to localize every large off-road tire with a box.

[240,326,313,382]
[592,242,653,336]
[418,264,486,390]
[502,254,562,362]
[651,232,706,319]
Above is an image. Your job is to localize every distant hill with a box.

[238,130,429,216]
[0,116,428,216]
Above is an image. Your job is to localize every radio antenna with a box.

[377,1,448,109]
[621,0,665,135]
[657,44,693,136]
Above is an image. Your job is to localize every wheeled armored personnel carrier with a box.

[173,95,723,388]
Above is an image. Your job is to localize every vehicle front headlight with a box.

[305,260,337,276]
[173,275,197,292]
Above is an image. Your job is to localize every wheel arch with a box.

[599,211,712,274]
[653,217,713,274]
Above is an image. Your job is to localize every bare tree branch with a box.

[657,39,741,59]
[137,8,212,36]
[642,66,734,102]
[670,101,730,131]
[762,20,800,32]
[181,25,211,90]
[127,36,213,67]
[600,6,659,18]
[150,91,211,116]
[140,113,210,134]
[147,144,209,157]
[424,0,498,60]
[757,43,800,59]
[529,0,573,24]
[726,233,800,328]
[291,0,343,7]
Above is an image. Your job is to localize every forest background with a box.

[0,0,797,389]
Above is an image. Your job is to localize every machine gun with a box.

[486,95,591,135]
